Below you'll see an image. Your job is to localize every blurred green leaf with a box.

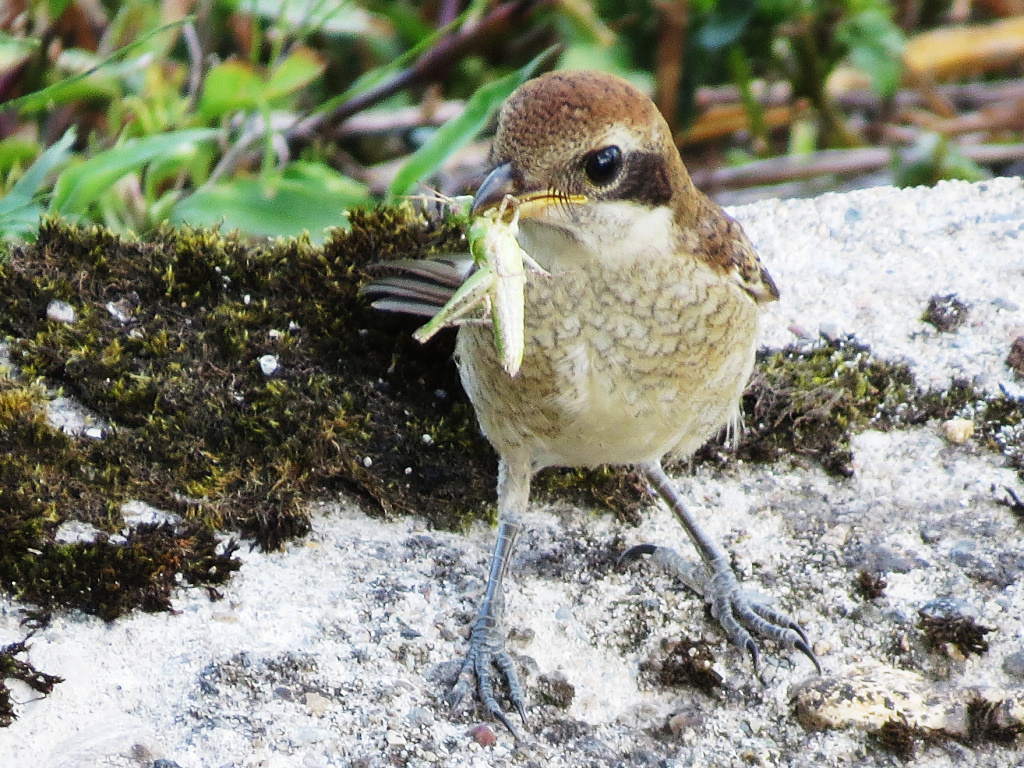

[265,47,327,102]
[894,133,988,187]
[171,161,371,241]
[3,18,190,114]
[0,137,41,177]
[837,3,905,97]
[47,0,75,17]
[198,61,265,120]
[0,129,76,240]
[698,0,757,51]
[314,3,478,121]
[0,32,39,69]
[50,129,218,216]
[558,41,653,92]
[14,48,123,113]
[368,0,433,44]
[388,49,553,199]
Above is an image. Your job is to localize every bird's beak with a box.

[472,162,518,216]
[472,162,586,219]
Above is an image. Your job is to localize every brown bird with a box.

[366,70,817,734]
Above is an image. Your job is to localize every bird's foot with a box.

[448,613,527,737]
[620,544,820,673]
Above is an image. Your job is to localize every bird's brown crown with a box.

[492,70,687,209]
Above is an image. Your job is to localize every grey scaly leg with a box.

[449,456,531,735]
[625,460,820,672]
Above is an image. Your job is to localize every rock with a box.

[1003,651,1024,680]
[941,417,975,444]
[46,300,76,323]
[303,692,332,716]
[259,354,279,376]
[793,662,1024,741]
[467,723,496,747]
[384,729,406,746]
[54,520,103,544]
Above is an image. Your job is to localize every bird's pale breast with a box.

[455,252,759,470]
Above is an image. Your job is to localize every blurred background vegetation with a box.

[1,0,1023,243]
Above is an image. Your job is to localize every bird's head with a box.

[472,70,778,301]
[472,70,686,266]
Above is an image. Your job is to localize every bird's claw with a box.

[627,545,821,673]
[448,614,527,737]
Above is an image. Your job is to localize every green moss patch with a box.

[0,210,496,622]
[717,336,1024,478]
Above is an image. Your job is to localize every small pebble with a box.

[54,520,102,545]
[1008,335,1024,377]
[941,417,974,444]
[46,300,76,323]
[667,712,700,735]
[303,692,332,715]
[813,640,833,657]
[363,456,373,468]
[385,730,406,746]
[1002,650,1024,679]
[818,321,841,341]
[259,354,279,376]
[105,300,131,323]
[923,294,969,332]
[468,723,496,747]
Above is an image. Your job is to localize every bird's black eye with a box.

[583,145,623,186]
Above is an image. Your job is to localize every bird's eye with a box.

[583,146,623,186]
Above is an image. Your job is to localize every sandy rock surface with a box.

[2,177,1023,767]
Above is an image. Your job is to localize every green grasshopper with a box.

[412,194,548,378]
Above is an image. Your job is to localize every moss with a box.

[919,611,993,657]
[0,636,62,727]
[0,210,492,619]
[724,336,920,475]
[711,336,1024,479]
[643,637,722,695]
[535,672,575,709]
[923,293,969,333]
[871,717,918,759]
[534,466,647,524]
[854,569,888,600]
[1008,336,1024,378]
[966,696,1024,745]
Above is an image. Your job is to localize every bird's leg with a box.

[624,460,820,673]
[449,454,531,735]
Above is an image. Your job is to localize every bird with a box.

[364,69,818,735]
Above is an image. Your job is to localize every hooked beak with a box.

[471,162,586,219]
[472,162,518,216]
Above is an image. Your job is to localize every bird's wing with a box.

[694,205,780,305]
[360,255,476,317]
